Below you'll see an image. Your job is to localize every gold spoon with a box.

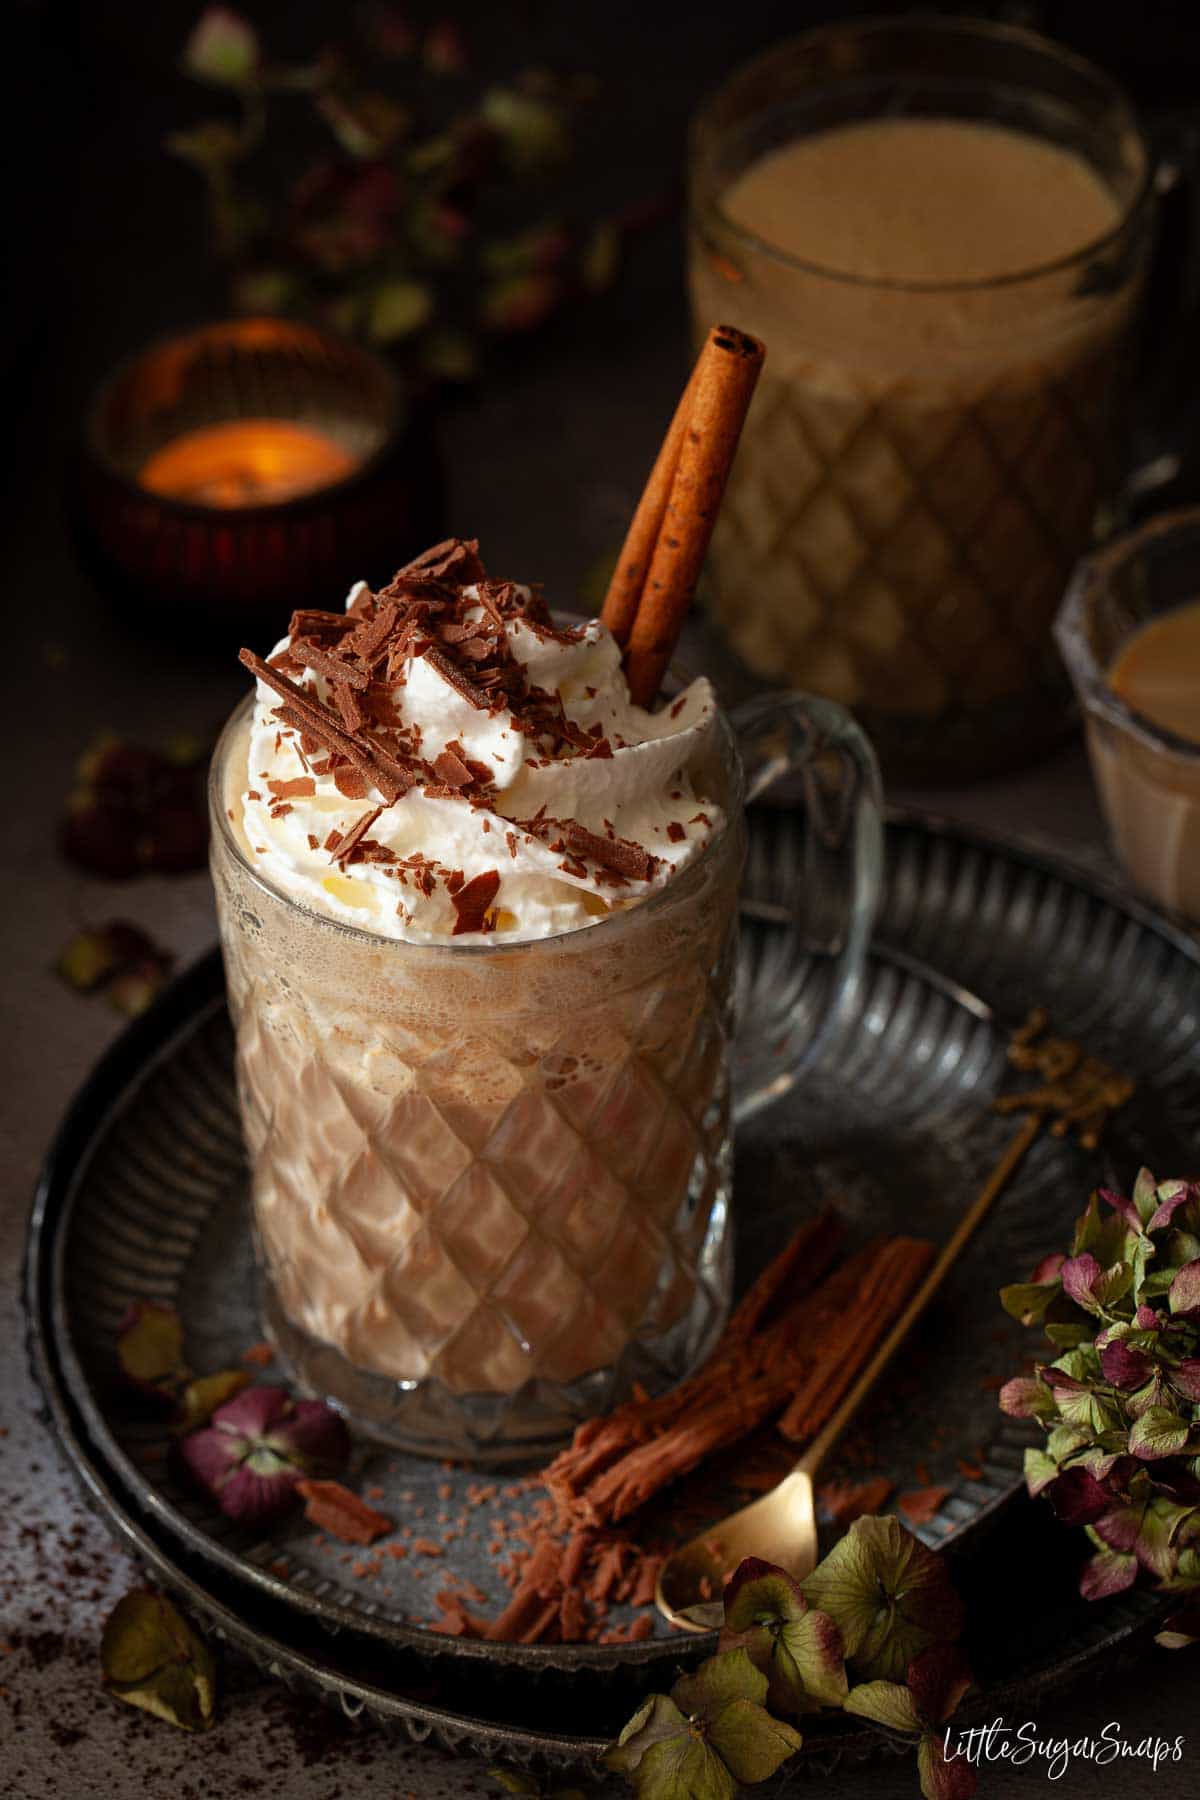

[656,1009,1132,1631]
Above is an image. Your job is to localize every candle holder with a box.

[72,317,444,641]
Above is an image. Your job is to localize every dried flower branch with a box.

[606,1530,974,1800]
[169,7,642,378]
[1001,1167,1200,1610]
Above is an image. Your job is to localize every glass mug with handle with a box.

[690,14,1161,783]
[210,686,881,1461]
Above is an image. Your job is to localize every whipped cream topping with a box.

[236,538,721,942]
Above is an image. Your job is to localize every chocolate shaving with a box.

[346,599,400,664]
[274,699,402,806]
[451,869,500,934]
[360,729,417,793]
[333,765,369,800]
[267,777,316,799]
[562,822,658,882]
[420,644,491,711]
[291,642,370,690]
[330,807,382,865]
[396,536,484,584]
[333,682,365,734]
[287,608,355,641]
[432,748,474,789]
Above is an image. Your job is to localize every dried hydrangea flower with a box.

[179,1384,349,1523]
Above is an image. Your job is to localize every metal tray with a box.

[25,810,1191,1763]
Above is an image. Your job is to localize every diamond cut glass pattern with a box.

[687,16,1154,779]
[211,717,744,1457]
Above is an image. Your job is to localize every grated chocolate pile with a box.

[238,537,661,932]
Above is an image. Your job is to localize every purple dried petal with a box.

[178,1425,238,1495]
[1082,1450,1135,1486]
[1147,1182,1200,1234]
[1135,1303,1160,1330]
[1046,1465,1111,1525]
[1045,1367,1089,1396]
[179,1384,349,1524]
[210,1460,299,1526]
[1100,1340,1152,1389]
[1092,1502,1143,1555]
[1099,1188,1142,1232]
[1080,1548,1138,1601]
[270,1396,351,1471]
[998,1375,1046,1418]
[906,1644,973,1728]
[918,1729,979,1800]
[1061,1253,1104,1310]
[1030,1251,1067,1285]
[208,1383,293,1439]
[1169,1259,1200,1318]
[1170,1359,1200,1402]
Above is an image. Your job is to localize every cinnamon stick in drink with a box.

[603,325,764,707]
[600,356,702,649]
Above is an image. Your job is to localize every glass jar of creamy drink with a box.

[1057,508,1200,924]
[210,544,880,1460]
[689,17,1156,781]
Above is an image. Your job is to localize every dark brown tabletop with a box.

[4,2,1198,1791]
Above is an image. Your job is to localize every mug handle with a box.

[728,691,883,1124]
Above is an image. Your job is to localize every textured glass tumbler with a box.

[1057,508,1200,924]
[689,16,1154,782]
[210,691,881,1460]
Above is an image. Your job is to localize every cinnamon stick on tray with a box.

[546,1225,935,1530]
[602,323,764,708]
[554,1208,845,1493]
[474,1218,934,1646]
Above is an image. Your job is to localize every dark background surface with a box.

[3,3,1199,1796]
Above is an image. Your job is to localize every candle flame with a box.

[139,419,358,507]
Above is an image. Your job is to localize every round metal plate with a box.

[25,810,1188,1757]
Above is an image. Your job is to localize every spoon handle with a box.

[796,1111,1041,1480]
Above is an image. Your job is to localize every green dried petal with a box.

[630,1734,737,1800]
[1046,1423,1092,1462]
[672,1649,766,1719]
[101,1590,215,1732]
[117,1302,189,1393]
[604,1696,690,1779]
[480,87,568,171]
[802,1517,963,1683]
[999,1280,1060,1326]
[174,1369,250,1433]
[1132,1168,1160,1225]
[1128,1405,1191,1461]
[1043,1321,1095,1349]
[1137,1497,1191,1580]
[1024,1446,1059,1498]
[706,1698,802,1786]
[843,1680,922,1736]
[183,9,260,90]
[774,1607,848,1712]
[366,279,434,345]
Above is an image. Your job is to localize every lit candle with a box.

[139,418,358,508]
